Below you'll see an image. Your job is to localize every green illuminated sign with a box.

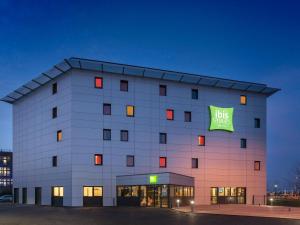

[209,105,234,132]
[149,175,158,184]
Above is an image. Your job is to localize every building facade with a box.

[1,58,279,207]
[0,150,12,195]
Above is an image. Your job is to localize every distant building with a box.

[1,58,279,207]
[0,150,12,195]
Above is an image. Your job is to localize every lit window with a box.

[52,83,57,95]
[254,161,261,171]
[103,103,111,115]
[192,89,198,99]
[192,158,198,168]
[126,105,135,117]
[52,107,57,119]
[57,130,62,142]
[159,157,167,168]
[159,133,167,144]
[254,118,261,128]
[198,135,205,146]
[95,77,103,89]
[240,138,247,148]
[53,187,64,197]
[126,155,134,167]
[160,85,167,96]
[83,186,103,197]
[184,111,191,122]
[166,109,174,120]
[240,95,247,105]
[52,156,57,167]
[120,130,129,142]
[94,154,103,165]
[103,129,111,140]
[120,80,128,92]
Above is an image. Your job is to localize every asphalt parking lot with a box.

[0,204,299,225]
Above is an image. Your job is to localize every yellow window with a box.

[126,105,134,117]
[53,187,64,197]
[83,187,93,197]
[93,187,103,197]
[240,95,247,105]
[57,130,62,142]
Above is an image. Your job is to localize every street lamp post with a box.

[176,199,180,208]
[190,200,195,212]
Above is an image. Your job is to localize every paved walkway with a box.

[175,204,300,219]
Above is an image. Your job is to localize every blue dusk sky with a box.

[0,0,299,189]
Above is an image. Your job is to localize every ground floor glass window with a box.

[211,187,246,204]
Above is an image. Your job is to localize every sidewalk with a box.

[175,204,300,219]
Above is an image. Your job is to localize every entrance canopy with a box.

[116,172,194,186]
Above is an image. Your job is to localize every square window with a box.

[166,109,174,120]
[57,130,62,142]
[120,80,128,92]
[103,103,111,115]
[240,95,247,105]
[126,105,135,117]
[159,133,167,144]
[126,155,135,167]
[192,89,198,99]
[52,107,57,119]
[254,161,261,171]
[240,138,247,148]
[159,157,167,168]
[52,156,57,167]
[95,77,103,89]
[94,154,103,165]
[120,130,129,141]
[159,85,167,96]
[198,135,205,146]
[103,129,111,140]
[53,187,64,197]
[184,111,192,122]
[255,118,261,128]
[192,158,198,168]
[52,83,57,95]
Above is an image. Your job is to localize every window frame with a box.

[240,95,247,105]
[198,135,205,146]
[159,85,167,96]
[120,130,129,142]
[94,154,103,166]
[103,103,111,115]
[120,80,129,92]
[184,111,192,122]
[95,77,103,89]
[192,158,198,168]
[159,157,167,168]
[57,130,62,142]
[159,133,167,144]
[52,83,57,95]
[103,129,111,141]
[52,107,57,119]
[254,161,261,171]
[240,138,247,148]
[126,155,135,167]
[254,118,261,128]
[52,156,57,167]
[166,109,174,120]
[126,105,135,117]
[191,89,198,100]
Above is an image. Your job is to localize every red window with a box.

[198,135,205,146]
[95,77,103,89]
[159,157,167,168]
[94,154,103,165]
[166,109,174,120]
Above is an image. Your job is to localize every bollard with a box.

[176,199,180,208]
[190,200,195,213]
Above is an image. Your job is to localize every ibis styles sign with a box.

[209,105,234,132]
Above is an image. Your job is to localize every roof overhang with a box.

[1,57,280,104]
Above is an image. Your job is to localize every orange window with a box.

[94,154,103,165]
[240,95,247,105]
[126,105,135,117]
[198,135,205,146]
[95,77,103,89]
[57,130,62,142]
[166,109,174,120]
[159,157,167,168]
[254,161,261,171]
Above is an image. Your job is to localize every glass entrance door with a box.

[146,186,161,207]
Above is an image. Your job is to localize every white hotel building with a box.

[1,57,279,207]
